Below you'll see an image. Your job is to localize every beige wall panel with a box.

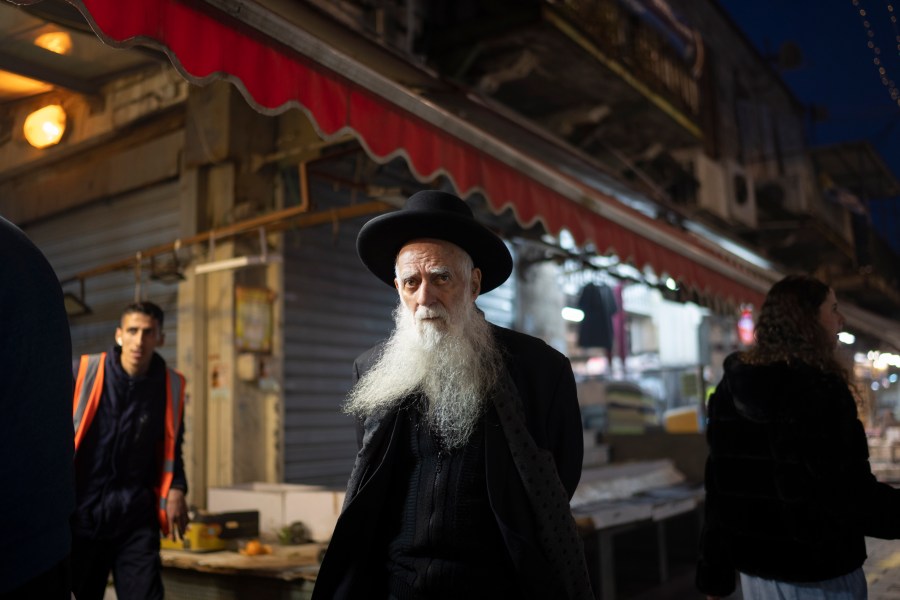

[0,130,183,225]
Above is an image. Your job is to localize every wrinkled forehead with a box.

[395,238,471,272]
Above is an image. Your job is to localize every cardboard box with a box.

[208,483,345,542]
[663,405,701,433]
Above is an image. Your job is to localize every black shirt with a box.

[384,403,519,599]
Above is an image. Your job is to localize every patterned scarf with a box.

[492,370,594,600]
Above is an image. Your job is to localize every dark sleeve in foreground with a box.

[0,217,75,591]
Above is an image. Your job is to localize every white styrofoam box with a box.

[283,486,346,543]
[207,482,345,542]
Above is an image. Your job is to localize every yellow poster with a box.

[235,287,274,353]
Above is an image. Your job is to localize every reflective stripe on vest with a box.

[157,368,185,536]
[72,354,186,534]
[73,353,106,450]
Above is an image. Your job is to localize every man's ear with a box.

[470,268,482,299]
[157,332,166,347]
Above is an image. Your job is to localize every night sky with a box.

[719,0,900,249]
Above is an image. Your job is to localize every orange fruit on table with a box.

[244,540,262,555]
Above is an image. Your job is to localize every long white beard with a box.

[344,300,503,449]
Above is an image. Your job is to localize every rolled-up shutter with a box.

[23,182,182,363]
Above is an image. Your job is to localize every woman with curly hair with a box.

[696,275,900,599]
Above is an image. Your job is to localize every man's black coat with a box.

[312,325,584,599]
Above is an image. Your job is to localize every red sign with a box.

[737,308,755,346]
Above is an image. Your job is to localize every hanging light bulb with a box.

[23,104,67,149]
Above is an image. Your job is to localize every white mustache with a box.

[415,305,449,322]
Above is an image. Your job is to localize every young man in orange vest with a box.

[71,302,188,600]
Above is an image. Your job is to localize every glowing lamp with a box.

[838,331,856,345]
[561,307,585,322]
[23,105,67,149]
[34,32,73,55]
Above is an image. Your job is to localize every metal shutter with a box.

[282,185,397,486]
[23,182,182,364]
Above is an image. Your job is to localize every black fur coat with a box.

[696,353,900,596]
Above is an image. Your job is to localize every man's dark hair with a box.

[122,301,165,329]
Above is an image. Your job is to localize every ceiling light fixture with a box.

[23,104,67,149]
[194,254,283,275]
[34,31,73,55]
[561,307,585,322]
[194,227,281,275]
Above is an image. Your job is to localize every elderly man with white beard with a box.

[311,190,593,600]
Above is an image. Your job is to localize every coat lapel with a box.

[342,408,399,510]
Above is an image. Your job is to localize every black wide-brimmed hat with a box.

[357,190,513,293]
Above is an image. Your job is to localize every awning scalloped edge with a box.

[61,0,771,308]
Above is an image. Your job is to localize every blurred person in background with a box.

[697,274,900,599]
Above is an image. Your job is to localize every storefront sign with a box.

[737,308,755,346]
[236,286,275,353]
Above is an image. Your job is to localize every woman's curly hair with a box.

[744,274,849,382]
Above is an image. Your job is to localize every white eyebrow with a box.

[428,266,451,276]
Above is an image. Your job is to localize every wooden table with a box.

[573,484,705,600]
[160,544,324,600]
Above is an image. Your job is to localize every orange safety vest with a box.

[72,352,186,535]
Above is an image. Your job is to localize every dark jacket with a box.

[697,352,900,596]
[0,217,75,592]
[312,325,584,599]
[72,347,187,540]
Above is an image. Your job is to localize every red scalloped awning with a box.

[67,0,768,307]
